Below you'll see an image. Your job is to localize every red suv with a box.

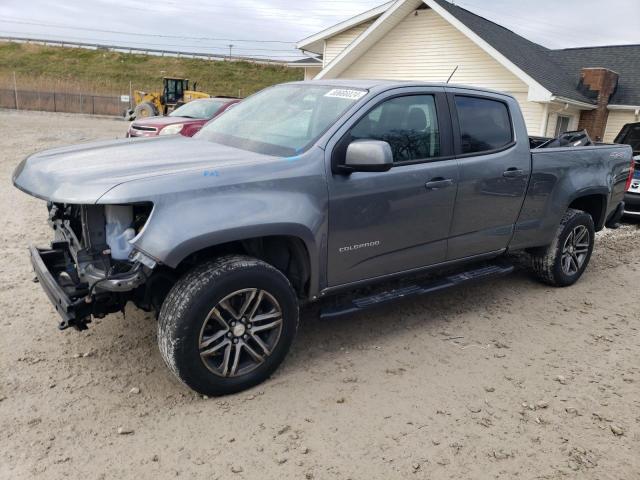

[127,97,240,138]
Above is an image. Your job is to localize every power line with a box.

[2,30,298,54]
[0,17,298,44]
[0,35,308,60]
[124,0,383,16]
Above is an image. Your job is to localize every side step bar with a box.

[319,263,515,319]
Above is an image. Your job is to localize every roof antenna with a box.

[446,65,459,84]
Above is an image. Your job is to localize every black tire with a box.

[134,101,158,119]
[158,255,299,396]
[529,208,595,287]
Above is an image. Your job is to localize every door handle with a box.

[425,178,454,190]
[503,168,526,178]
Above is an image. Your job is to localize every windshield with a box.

[170,100,228,119]
[194,84,367,156]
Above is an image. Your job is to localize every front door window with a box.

[347,95,441,163]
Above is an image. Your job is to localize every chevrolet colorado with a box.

[13,80,634,395]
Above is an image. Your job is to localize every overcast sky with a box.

[0,0,638,60]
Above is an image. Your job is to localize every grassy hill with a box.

[0,42,303,97]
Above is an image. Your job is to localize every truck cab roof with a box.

[286,79,513,99]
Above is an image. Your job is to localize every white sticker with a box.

[324,88,367,100]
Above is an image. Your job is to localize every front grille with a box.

[131,125,158,132]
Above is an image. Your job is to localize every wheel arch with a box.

[165,227,318,299]
[566,189,608,231]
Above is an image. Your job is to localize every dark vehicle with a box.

[127,97,240,138]
[614,122,640,217]
[13,80,634,396]
[536,129,593,149]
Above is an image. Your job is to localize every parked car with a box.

[13,80,633,396]
[126,97,240,138]
[614,122,640,217]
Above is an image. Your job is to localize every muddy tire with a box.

[529,209,595,287]
[134,101,158,119]
[158,255,298,396]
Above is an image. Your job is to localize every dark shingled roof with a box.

[549,46,640,105]
[289,57,322,65]
[435,0,640,106]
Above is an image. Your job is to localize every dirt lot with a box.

[0,109,639,480]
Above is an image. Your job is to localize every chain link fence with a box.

[0,87,129,116]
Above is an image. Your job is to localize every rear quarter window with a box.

[454,96,513,154]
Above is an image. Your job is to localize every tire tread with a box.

[530,208,594,287]
[158,255,297,394]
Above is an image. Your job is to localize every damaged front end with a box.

[31,202,156,330]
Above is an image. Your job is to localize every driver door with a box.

[326,88,459,287]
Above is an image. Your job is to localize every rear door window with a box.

[454,96,513,154]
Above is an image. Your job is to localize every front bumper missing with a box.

[30,242,150,331]
[29,243,93,330]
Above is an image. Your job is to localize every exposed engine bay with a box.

[35,202,157,330]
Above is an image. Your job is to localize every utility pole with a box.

[12,71,18,110]
[228,44,234,60]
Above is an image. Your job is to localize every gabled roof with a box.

[302,0,640,106]
[432,0,593,104]
[296,1,391,54]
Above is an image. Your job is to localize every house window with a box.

[555,115,571,136]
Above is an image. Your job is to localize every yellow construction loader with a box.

[125,77,210,120]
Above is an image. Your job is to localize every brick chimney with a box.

[577,68,619,141]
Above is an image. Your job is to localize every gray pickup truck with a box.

[13,80,633,395]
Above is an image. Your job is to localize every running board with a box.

[319,263,515,319]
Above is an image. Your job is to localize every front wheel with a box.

[134,101,158,119]
[158,256,299,396]
[529,208,595,287]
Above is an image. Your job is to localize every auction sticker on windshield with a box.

[324,89,367,100]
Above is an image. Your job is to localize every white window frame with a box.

[555,114,572,136]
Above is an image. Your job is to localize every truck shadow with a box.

[285,268,534,370]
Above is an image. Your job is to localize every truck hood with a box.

[12,136,275,204]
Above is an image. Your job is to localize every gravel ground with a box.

[1,109,639,480]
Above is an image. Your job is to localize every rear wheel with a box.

[529,209,595,287]
[158,255,298,396]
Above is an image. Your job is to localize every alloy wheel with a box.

[560,225,590,275]
[198,288,283,377]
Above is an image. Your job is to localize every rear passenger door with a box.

[446,89,531,260]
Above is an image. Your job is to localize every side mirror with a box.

[344,140,393,172]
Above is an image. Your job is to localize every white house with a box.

[292,0,640,142]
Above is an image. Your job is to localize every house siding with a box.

[334,8,553,133]
[603,110,638,143]
[341,9,527,92]
[323,21,375,67]
[545,103,582,137]
[304,67,322,81]
[510,93,544,135]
